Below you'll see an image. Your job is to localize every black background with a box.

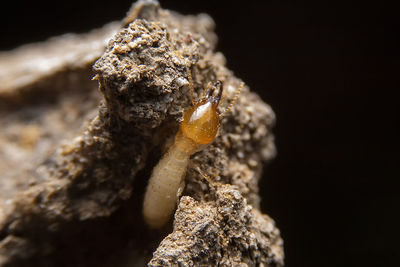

[1,1,399,266]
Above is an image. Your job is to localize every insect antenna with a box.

[186,65,195,105]
[220,82,244,117]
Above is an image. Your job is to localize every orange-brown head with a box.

[180,82,223,145]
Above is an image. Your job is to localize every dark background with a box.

[1,1,398,266]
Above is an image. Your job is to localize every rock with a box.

[0,1,283,266]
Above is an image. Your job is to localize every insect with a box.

[142,66,243,228]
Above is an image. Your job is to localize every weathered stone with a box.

[0,1,283,266]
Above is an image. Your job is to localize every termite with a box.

[143,66,243,229]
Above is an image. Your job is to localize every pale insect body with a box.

[143,66,243,229]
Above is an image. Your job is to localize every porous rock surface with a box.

[0,1,283,266]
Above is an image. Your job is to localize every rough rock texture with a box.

[0,1,283,266]
[150,189,283,266]
[0,22,119,95]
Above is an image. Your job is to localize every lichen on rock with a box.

[0,1,283,266]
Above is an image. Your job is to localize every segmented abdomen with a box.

[143,143,190,228]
